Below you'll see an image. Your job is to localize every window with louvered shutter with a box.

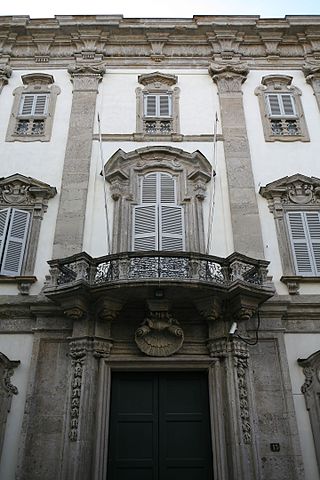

[19,94,48,116]
[133,172,184,251]
[0,208,30,276]
[266,93,296,117]
[287,211,320,276]
[144,94,172,117]
[0,209,11,263]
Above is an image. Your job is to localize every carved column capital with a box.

[209,62,249,93]
[68,63,105,91]
[64,306,87,321]
[0,65,12,93]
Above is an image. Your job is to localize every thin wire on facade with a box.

[206,112,218,255]
[98,113,111,255]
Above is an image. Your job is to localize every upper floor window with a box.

[0,174,56,293]
[260,173,320,294]
[133,172,185,251]
[6,73,60,142]
[255,75,309,142]
[136,72,180,137]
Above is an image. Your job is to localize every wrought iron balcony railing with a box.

[45,251,270,290]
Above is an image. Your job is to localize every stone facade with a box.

[0,13,320,480]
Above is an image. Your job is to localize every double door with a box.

[107,372,213,480]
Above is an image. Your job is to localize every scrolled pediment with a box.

[0,173,57,207]
[260,173,320,208]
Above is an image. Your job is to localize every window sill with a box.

[281,275,320,295]
[0,275,37,295]
[266,135,310,142]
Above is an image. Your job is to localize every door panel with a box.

[107,372,213,480]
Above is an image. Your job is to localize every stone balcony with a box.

[44,251,274,322]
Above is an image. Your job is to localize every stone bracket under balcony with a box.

[44,251,274,329]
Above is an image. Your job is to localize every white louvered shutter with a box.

[287,212,317,275]
[159,173,184,251]
[266,94,296,117]
[1,209,30,276]
[133,205,157,251]
[160,205,184,251]
[159,95,171,117]
[0,208,11,263]
[19,94,48,116]
[141,173,157,204]
[281,94,296,116]
[145,95,157,117]
[305,212,320,275]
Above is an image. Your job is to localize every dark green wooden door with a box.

[107,372,213,480]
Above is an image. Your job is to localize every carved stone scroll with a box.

[0,352,20,456]
[298,350,320,470]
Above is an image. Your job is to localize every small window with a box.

[287,211,320,276]
[255,75,309,142]
[6,73,60,142]
[136,72,180,136]
[144,94,172,118]
[0,208,31,276]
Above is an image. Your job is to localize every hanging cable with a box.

[98,112,111,255]
[206,112,219,254]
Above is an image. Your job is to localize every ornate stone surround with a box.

[0,16,320,68]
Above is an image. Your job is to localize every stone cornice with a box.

[0,15,320,68]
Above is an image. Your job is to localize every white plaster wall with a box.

[97,69,218,135]
[84,69,233,259]
[284,334,320,480]
[0,69,72,294]
[0,334,34,480]
[243,70,320,294]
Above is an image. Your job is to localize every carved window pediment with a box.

[0,173,57,208]
[260,174,320,211]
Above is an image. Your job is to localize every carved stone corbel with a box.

[0,352,20,456]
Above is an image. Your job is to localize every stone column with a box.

[53,64,105,259]
[0,65,11,93]
[209,63,265,259]
[304,63,320,112]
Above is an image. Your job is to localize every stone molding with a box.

[260,173,320,293]
[0,173,56,286]
[138,71,177,87]
[0,352,20,457]
[104,146,212,253]
[298,349,320,470]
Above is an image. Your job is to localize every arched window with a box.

[133,172,185,251]
[104,147,212,254]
